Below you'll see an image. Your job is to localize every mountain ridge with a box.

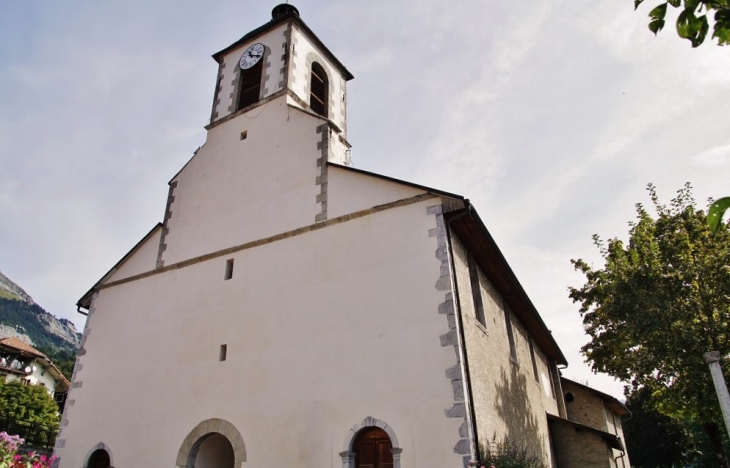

[0,270,81,353]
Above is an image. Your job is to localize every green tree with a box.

[0,380,60,432]
[635,0,730,46]
[570,183,730,467]
[624,386,701,467]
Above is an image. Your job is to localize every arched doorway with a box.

[353,427,393,468]
[194,433,234,468]
[176,418,247,468]
[87,449,111,468]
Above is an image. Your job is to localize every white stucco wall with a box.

[162,98,324,265]
[288,24,347,134]
[58,198,467,468]
[327,166,426,219]
[4,363,60,395]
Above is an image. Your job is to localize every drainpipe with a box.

[444,212,481,464]
[704,351,730,436]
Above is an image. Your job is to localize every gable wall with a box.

[562,380,609,432]
[326,166,427,219]
[450,234,559,466]
[161,98,323,266]
[57,199,468,468]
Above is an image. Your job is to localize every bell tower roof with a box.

[211,4,353,81]
[271,3,299,19]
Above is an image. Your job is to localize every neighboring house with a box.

[0,337,70,411]
[54,5,629,468]
[549,378,631,468]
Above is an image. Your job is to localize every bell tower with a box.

[207,4,353,162]
[153,5,356,268]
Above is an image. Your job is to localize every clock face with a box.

[239,43,265,70]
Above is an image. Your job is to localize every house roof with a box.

[547,413,626,451]
[212,10,354,81]
[0,337,46,359]
[561,377,631,417]
[0,337,70,391]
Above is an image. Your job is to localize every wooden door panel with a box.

[354,428,393,468]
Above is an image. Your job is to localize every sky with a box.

[1,0,729,399]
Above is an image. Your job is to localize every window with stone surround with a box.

[310,62,328,117]
[237,59,263,111]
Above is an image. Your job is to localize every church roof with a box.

[212,9,354,81]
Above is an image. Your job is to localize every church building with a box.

[54,5,630,468]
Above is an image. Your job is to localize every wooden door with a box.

[354,427,393,468]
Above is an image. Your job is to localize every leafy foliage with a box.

[476,438,547,468]
[0,381,59,430]
[570,183,730,464]
[624,387,701,467]
[635,0,730,46]
[709,197,730,233]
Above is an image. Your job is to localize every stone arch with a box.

[340,416,402,468]
[82,442,114,468]
[176,418,247,468]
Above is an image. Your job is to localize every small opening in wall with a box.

[219,344,227,362]
[240,130,248,140]
[565,392,574,403]
[225,259,234,280]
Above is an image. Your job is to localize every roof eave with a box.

[212,14,354,81]
[445,204,568,366]
[77,223,163,310]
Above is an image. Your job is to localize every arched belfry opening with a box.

[341,417,402,468]
[237,58,264,111]
[176,419,247,468]
[310,62,329,117]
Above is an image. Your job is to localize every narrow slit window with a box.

[219,344,227,362]
[529,340,539,382]
[309,62,328,117]
[467,254,486,328]
[504,305,517,362]
[238,59,263,111]
[225,259,234,280]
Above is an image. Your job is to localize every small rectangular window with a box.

[225,259,234,280]
[240,130,248,140]
[219,344,227,362]
[467,254,486,328]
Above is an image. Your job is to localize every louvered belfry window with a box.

[238,59,263,111]
[310,62,328,117]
